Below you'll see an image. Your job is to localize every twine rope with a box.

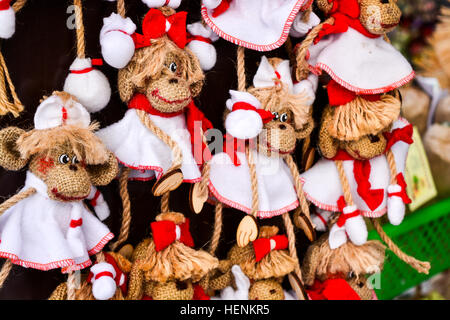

[236,46,246,91]
[284,154,311,219]
[372,219,431,274]
[245,145,259,218]
[117,0,126,17]
[160,192,170,213]
[282,213,303,282]
[0,260,12,289]
[73,0,86,58]
[12,0,27,12]
[110,167,132,252]
[66,272,77,300]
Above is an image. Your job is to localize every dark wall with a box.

[0,0,320,299]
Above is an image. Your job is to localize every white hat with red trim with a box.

[225,90,274,140]
[142,0,181,8]
[253,56,294,92]
[100,13,137,69]
[88,254,128,300]
[0,0,15,39]
[63,58,112,113]
[34,94,91,130]
[187,21,219,71]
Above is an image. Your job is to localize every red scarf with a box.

[128,94,213,166]
[331,124,413,210]
[211,0,232,18]
[151,219,194,252]
[314,0,380,44]
[307,278,361,300]
[327,79,381,106]
[252,235,289,262]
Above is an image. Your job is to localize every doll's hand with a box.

[236,215,258,247]
[290,11,321,38]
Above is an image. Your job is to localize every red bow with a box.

[211,0,232,18]
[384,124,414,152]
[327,79,381,106]
[151,219,194,252]
[252,235,288,262]
[232,102,274,124]
[132,9,188,49]
[389,173,412,204]
[336,196,361,227]
[353,160,384,211]
[0,0,11,10]
[307,278,361,300]
[314,0,380,44]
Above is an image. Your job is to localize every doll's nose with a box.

[279,124,287,130]
[169,78,178,84]
[69,165,78,171]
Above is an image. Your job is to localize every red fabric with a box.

[90,190,101,207]
[70,219,83,228]
[187,34,212,44]
[384,124,413,152]
[132,9,188,49]
[353,160,384,211]
[91,59,103,66]
[94,271,114,280]
[252,235,288,262]
[336,196,360,227]
[307,278,361,300]
[212,0,232,18]
[389,173,411,204]
[327,79,381,106]
[314,0,381,44]
[193,284,211,300]
[232,102,274,124]
[223,134,246,166]
[0,0,10,10]
[128,94,213,166]
[151,219,194,252]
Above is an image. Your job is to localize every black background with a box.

[0,0,326,299]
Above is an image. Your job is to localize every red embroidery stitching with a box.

[38,158,55,174]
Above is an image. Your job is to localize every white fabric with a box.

[329,211,368,249]
[0,172,112,272]
[290,11,320,38]
[90,262,116,279]
[97,109,201,182]
[253,56,293,93]
[64,58,111,113]
[225,90,264,140]
[310,209,332,231]
[387,184,405,226]
[307,27,414,94]
[142,0,181,8]
[100,13,137,69]
[186,22,219,71]
[209,149,299,218]
[0,6,15,39]
[87,187,110,221]
[293,74,318,106]
[202,0,308,51]
[300,119,411,218]
[34,94,91,130]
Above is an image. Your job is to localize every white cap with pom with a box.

[0,0,15,39]
[253,56,294,93]
[63,58,112,113]
[142,0,182,9]
[224,90,274,140]
[100,13,137,69]
[34,94,91,130]
[89,262,118,301]
[187,22,219,71]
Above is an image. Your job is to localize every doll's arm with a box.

[87,187,110,221]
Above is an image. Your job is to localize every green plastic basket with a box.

[368,198,450,300]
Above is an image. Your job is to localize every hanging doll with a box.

[201,0,320,51]
[190,57,315,300]
[302,233,385,300]
[125,212,218,300]
[295,0,413,142]
[0,91,118,285]
[215,226,298,300]
[0,0,26,117]
[48,246,133,301]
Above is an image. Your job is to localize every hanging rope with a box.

[73,0,86,59]
[160,192,170,213]
[236,46,246,91]
[12,0,27,12]
[117,0,126,17]
[66,272,77,300]
[371,219,431,274]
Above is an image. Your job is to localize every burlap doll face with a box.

[319,106,388,160]
[359,0,401,35]
[0,126,118,202]
[148,280,194,300]
[118,38,204,113]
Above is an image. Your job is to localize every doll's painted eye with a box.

[72,156,79,164]
[280,113,288,122]
[169,62,177,73]
[59,154,70,164]
[272,112,279,120]
[348,271,355,279]
[368,134,380,143]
